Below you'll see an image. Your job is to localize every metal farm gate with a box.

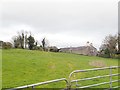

[68,66,119,89]
[7,66,119,90]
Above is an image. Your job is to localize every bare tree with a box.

[12,36,20,48]
[12,30,29,49]
[100,34,117,58]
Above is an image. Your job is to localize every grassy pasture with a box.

[2,49,118,88]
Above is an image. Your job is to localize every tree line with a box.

[1,30,58,52]
[1,30,120,58]
[12,31,46,50]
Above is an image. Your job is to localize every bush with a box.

[2,42,12,49]
[34,46,43,51]
[99,48,111,58]
[49,46,59,52]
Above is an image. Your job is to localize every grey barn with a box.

[59,44,98,56]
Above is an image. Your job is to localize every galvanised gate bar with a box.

[68,66,119,89]
[7,66,120,90]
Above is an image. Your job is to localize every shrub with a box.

[2,42,12,49]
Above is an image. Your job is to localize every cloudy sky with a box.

[0,0,119,50]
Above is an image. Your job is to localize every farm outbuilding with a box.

[59,43,98,56]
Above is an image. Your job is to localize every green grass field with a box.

[2,49,119,89]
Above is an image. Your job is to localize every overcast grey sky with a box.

[0,0,119,49]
